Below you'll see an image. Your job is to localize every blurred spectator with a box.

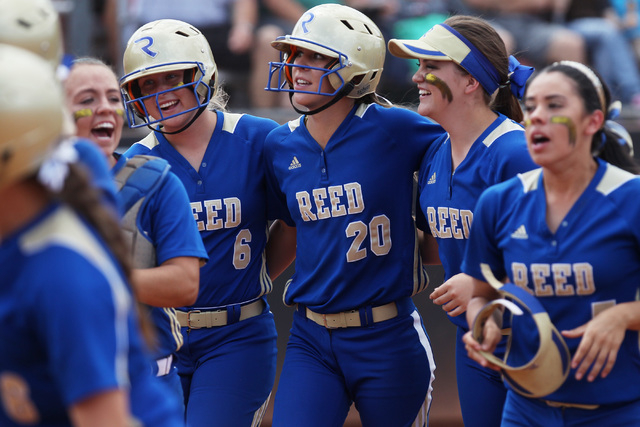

[563,0,640,108]
[104,0,256,106]
[462,0,587,68]
[52,0,110,62]
[610,0,640,64]
[386,0,453,103]
[250,0,309,109]
[350,0,414,103]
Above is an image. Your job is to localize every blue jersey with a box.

[462,159,640,405]
[0,203,182,426]
[73,137,119,214]
[124,111,279,307]
[264,103,444,313]
[112,154,208,359]
[417,113,536,329]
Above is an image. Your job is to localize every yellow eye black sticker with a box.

[425,73,453,103]
[73,109,93,121]
[551,116,576,145]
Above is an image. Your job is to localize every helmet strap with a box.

[148,104,207,135]
[290,81,355,116]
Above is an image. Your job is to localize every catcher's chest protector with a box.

[114,155,171,268]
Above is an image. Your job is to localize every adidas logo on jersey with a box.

[427,172,436,185]
[288,156,301,170]
[511,225,528,239]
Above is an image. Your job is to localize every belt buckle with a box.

[187,310,201,329]
[322,314,331,329]
[322,314,338,329]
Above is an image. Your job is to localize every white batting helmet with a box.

[267,4,385,99]
[0,0,63,68]
[120,19,218,127]
[0,44,64,190]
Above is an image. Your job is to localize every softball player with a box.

[63,58,209,407]
[119,19,285,426]
[263,4,443,426]
[388,16,537,426]
[462,61,640,426]
[0,0,120,214]
[0,44,182,427]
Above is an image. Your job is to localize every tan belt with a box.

[542,400,599,410]
[176,300,264,329]
[303,302,398,329]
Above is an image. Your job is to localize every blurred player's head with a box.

[524,60,640,174]
[267,4,385,114]
[0,0,63,68]
[120,19,218,131]
[0,44,64,191]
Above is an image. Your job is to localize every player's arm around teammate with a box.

[262,4,446,426]
[266,219,297,280]
[64,58,207,306]
[0,44,183,427]
[64,57,209,409]
[389,15,537,427]
[119,19,282,426]
[461,61,640,426]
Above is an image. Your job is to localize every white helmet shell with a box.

[120,19,218,126]
[0,44,64,190]
[270,4,385,98]
[0,0,63,68]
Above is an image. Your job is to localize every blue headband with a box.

[389,24,534,99]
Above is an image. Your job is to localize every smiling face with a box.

[523,71,603,170]
[136,69,200,132]
[412,59,466,121]
[288,46,339,110]
[64,63,124,164]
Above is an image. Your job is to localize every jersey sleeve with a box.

[122,138,154,158]
[33,251,132,406]
[488,132,537,183]
[460,183,508,281]
[416,135,446,233]
[73,138,120,215]
[263,125,295,226]
[143,170,209,265]
[374,105,445,162]
[605,171,640,245]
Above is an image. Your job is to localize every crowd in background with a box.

[55,0,640,112]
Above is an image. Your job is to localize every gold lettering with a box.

[296,191,317,222]
[344,182,364,214]
[553,264,574,296]
[328,185,346,217]
[574,263,595,295]
[204,199,223,230]
[531,264,553,296]
[313,188,330,220]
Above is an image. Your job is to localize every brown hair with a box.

[55,160,157,346]
[444,15,524,122]
[536,62,640,174]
